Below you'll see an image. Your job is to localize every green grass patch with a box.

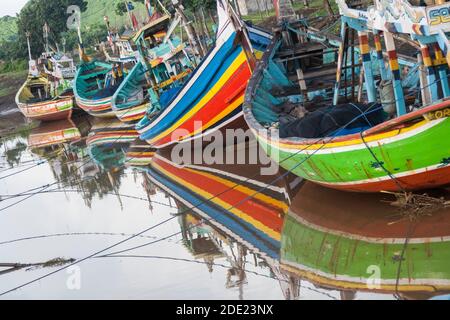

[0,69,27,98]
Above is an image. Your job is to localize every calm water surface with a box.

[0,114,448,300]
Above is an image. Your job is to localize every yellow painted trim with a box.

[152,161,282,240]
[182,166,289,212]
[282,264,450,293]
[148,51,248,144]
[175,95,244,142]
[260,119,431,151]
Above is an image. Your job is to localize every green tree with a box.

[15,0,88,59]
[115,0,145,17]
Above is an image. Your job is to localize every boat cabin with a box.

[133,15,195,98]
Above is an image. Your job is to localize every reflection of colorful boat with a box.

[145,144,291,260]
[86,118,139,170]
[136,1,271,148]
[86,118,139,146]
[125,139,155,167]
[244,2,450,193]
[27,119,81,152]
[281,182,450,297]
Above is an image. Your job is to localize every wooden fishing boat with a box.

[111,14,197,125]
[74,61,126,118]
[101,27,138,64]
[243,0,450,193]
[16,32,74,122]
[40,52,77,81]
[282,182,450,297]
[15,75,74,121]
[135,0,272,148]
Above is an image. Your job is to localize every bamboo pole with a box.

[358,30,376,103]
[384,31,406,116]
[174,5,206,57]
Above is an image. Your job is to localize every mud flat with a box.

[0,70,29,136]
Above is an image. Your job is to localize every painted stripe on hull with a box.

[316,163,450,192]
[17,98,73,121]
[282,261,450,293]
[140,47,248,143]
[255,117,450,192]
[148,58,250,148]
[76,99,116,118]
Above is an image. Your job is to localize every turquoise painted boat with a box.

[112,61,151,124]
[74,61,125,118]
[243,2,450,193]
[282,182,450,298]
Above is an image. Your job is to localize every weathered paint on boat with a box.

[136,1,271,149]
[27,120,81,150]
[86,119,139,147]
[243,26,450,193]
[15,76,74,121]
[281,182,450,295]
[74,61,118,118]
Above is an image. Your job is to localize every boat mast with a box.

[43,22,50,54]
[77,22,90,63]
[26,31,32,61]
[227,1,257,71]
[172,0,206,57]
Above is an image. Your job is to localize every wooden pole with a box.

[175,5,205,57]
[26,31,32,61]
[357,57,365,102]
[358,31,376,103]
[384,31,406,116]
[351,28,356,101]
[333,21,348,105]
[417,53,431,106]
[432,42,450,98]
[374,31,388,80]
[420,43,439,102]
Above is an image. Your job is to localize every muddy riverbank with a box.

[0,71,28,135]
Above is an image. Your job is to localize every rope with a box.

[359,131,407,193]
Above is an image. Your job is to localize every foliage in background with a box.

[16,0,88,59]
[0,60,28,74]
[0,16,18,43]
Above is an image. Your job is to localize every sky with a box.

[0,0,29,17]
